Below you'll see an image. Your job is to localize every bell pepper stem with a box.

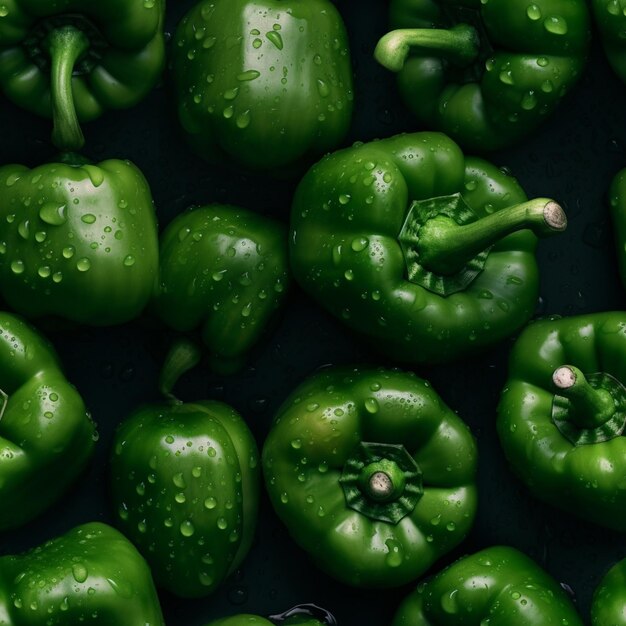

[553,365,616,429]
[374,24,479,72]
[159,338,202,402]
[44,26,90,152]
[0,388,6,422]
[417,198,567,276]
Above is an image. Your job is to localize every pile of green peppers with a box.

[1,0,626,624]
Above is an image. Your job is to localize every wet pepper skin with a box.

[0,523,165,625]
[110,400,260,598]
[171,0,353,171]
[0,0,165,150]
[262,366,477,588]
[498,313,626,531]
[392,546,583,626]
[153,205,290,374]
[0,159,159,326]
[0,312,94,531]
[593,0,626,83]
[375,0,590,151]
[592,559,626,626]
[290,132,560,364]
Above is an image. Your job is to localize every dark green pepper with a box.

[592,0,626,83]
[392,546,583,625]
[375,0,590,151]
[207,605,335,626]
[153,204,290,376]
[0,0,165,151]
[0,156,159,326]
[262,366,477,588]
[0,522,165,625]
[0,311,94,531]
[110,394,260,598]
[498,312,626,531]
[290,132,566,364]
[592,559,626,626]
[610,169,626,289]
[171,0,353,171]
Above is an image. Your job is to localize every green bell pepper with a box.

[207,605,335,626]
[0,0,165,151]
[0,156,159,326]
[153,204,290,376]
[592,1,626,83]
[290,132,566,364]
[110,393,260,598]
[375,0,590,151]
[0,311,94,531]
[171,0,353,171]
[392,546,583,626]
[262,366,478,588]
[592,559,626,626]
[498,312,626,531]
[610,169,626,289]
[0,522,164,625]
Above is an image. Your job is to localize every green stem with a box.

[374,24,479,72]
[553,365,616,429]
[359,460,406,503]
[159,338,202,402]
[0,388,7,422]
[44,26,90,152]
[417,198,566,276]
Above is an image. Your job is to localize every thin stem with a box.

[44,26,90,152]
[159,339,202,402]
[553,365,615,429]
[374,24,479,72]
[417,198,566,276]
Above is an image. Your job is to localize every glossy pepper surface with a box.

[171,0,353,171]
[153,204,290,375]
[0,157,159,326]
[0,311,94,531]
[0,522,164,625]
[110,397,260,598]
[592,559,626,626]
[392,546,583,626]
[375,0,590,151]
[262,366,478,588]
[610,169,626,289]
[592,0,626,83]
[290,132,566,364]
[498,312,626,531]
[0,0,165,151]
[207,605,335,626]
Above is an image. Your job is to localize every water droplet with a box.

[266,31,283,49]
[526,4,542,20]
[217,517,228,529]
[37,266,51,278]
[365,398,379,414]
[252,38,262,49]
[237,70,260,82]
[317,79,330,98]
[351,237,369,252]
[5,172,20,186]
[123,255,136,267]
[223,105,235,119]
[499,70,514,85]
[442,589,459,614]
[180,520,195,537]
[0,6,8,17]
[204,497,217,510]
[76,258,91,272]
[236,110,251,129]
[521,91,537,110]
[224,87,239,101]
[34,231,46,242]
[72,564,88,583]
[544,16,568,35]
[81,214,96,224]
[10,260,24,275]
[39,203,67,226]
[385,538,403,567]
[173,473,186,488]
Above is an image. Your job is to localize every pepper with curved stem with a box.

[418,199,566,276]
[375,24,479,72]
[44,26,89,152]
[553,365,616,430]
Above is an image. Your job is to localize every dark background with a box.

[1,1,625,624]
